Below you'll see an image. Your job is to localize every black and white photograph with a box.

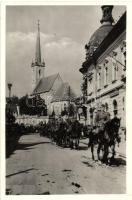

[4,3,127,196]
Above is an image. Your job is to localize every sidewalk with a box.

[116,140,126,158]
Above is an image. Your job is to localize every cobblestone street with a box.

[6,133,126,194]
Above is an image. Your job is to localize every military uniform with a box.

[94,109,110,131]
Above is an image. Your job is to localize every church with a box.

[30,21,76,116]
[79,6,126,128]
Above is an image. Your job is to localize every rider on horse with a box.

[94,104,110,133]
[94,104,111,162]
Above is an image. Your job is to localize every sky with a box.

[6,5,126,97]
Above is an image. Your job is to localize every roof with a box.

[94,12,126,61]
[85,6,114,60]
[88,24,113,55]
[32,73,59,95]
[80,11,126,74]
[51,82,76,102]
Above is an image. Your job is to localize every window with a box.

[112,51,118,82]
[112,63,118,82]
[122,97,125,111]
[88,78,92,95]
[39,69,41,77]
[105,103,109,112]
[97,71,101,90]
[104,67,108,86]
[113,99,118,115]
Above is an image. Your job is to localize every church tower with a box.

[31,20,45,91]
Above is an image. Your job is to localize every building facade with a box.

[80,6,126,128]
[50,82,76,116]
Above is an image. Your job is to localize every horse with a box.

[87,125,99,160]
[88,118,121,164]
[103,117,121,164]
[70,120,82,149]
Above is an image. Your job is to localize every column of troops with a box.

[6,102,125,165]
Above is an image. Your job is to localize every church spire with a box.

[35,20,41,64]
[31,20,45,91]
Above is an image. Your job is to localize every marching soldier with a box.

[111,110,121,144]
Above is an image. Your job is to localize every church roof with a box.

[51,82,76,102]
[32,73,59,95]
[31,21,45,67]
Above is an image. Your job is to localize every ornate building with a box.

[31,21,76,116]
[79,6,126,128]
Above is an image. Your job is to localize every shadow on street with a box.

[109,157,126,166]
[6,168,37,178]
[6,140,51,158]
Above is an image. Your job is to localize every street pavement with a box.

[6,133,126,194]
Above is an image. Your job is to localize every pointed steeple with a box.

[31,20,45,91]
[35,20,41,65]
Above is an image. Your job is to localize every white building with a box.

[79,6,126,128]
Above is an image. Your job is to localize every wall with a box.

[40,74,63,115]
[16,115,49,125]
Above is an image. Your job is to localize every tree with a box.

[18,95,47,116]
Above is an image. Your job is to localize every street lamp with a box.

[7,83,12,98]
